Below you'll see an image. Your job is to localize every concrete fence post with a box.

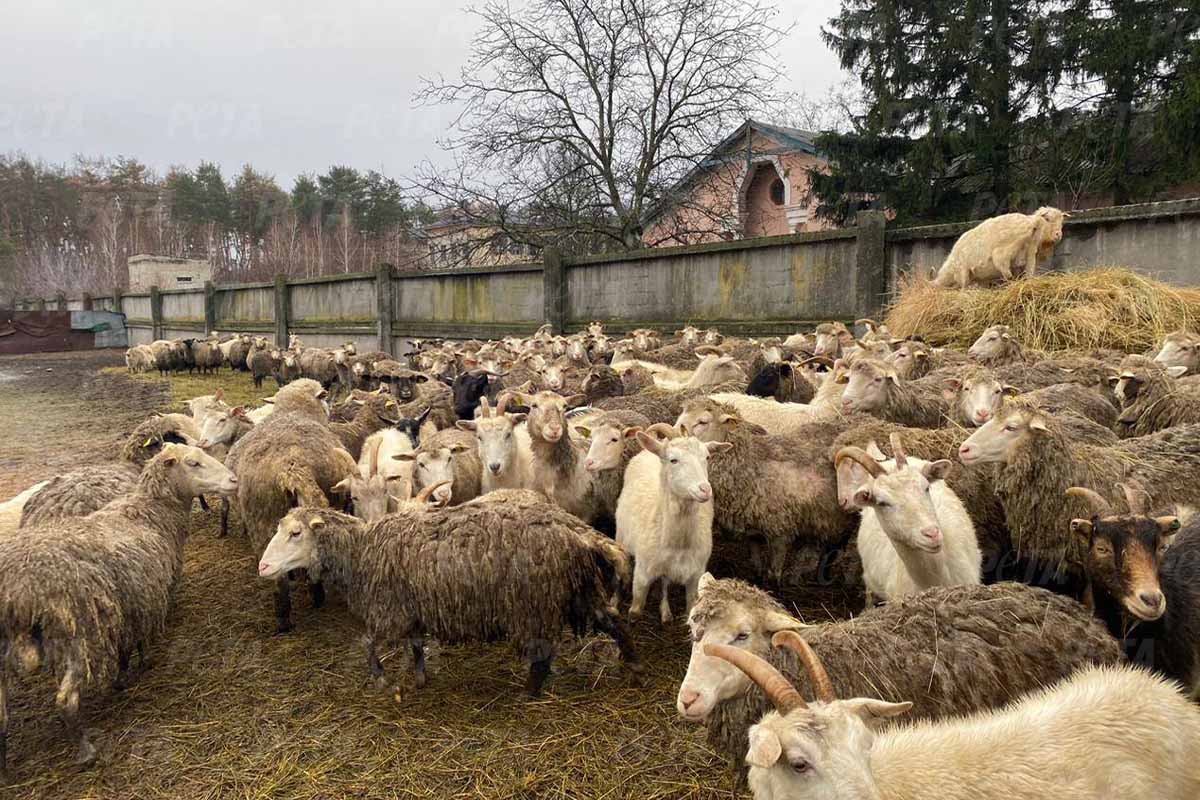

[204,281,217,335]
[376,263,395,357]
[274,275,289,348]
[54,291,66,310]
[149,285,163,340]
[543,246,566,334]
[113,287,123,317]
[82,292,93,311]
[35,297,46,311]
[852,210,888,319]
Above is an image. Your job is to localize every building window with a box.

[770,178,785,206]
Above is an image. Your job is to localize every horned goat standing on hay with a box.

[0,445,237,779]
[712,632,1200,800]
[838,434,981,603]
[256,490,640,698]
[1068,483,1200,695]
[932,207,1067,288]
[615,424,730,622]
[675,575,1121,781]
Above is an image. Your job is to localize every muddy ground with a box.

[0,350,855,800]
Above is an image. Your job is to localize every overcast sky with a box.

[0,0,846,188]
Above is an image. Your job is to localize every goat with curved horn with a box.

[643,422,680,441]
[834,446,885,479]
[888,432,908,470]
[1119,482,1151,515]
[772,630,836,703]
[703,643,806,714]
[1065,486,1113,516]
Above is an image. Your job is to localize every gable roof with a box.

[643,119,821,224]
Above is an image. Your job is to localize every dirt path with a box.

[0,350,169,499]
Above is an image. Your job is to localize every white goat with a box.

[708,631,1200,800]
[651,347,744,390]
[456,396,532,494]
[836,435,981,604]
[615,425,731,622]
[708,362,846,435]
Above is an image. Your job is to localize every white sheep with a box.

[708,363,846,435]
[709,632,1200,800]
[933,207,1068,288]
[836,435,981,604]
[651,348,745,390]
[615,425,731,622]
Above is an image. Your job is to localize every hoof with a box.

[413,672,427,690]
[626,660,645,674]
[74,740,97,767]
[660,611,673,624]
[374,675,390,691]
[274,622,295,635]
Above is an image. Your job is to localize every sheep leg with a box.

[219,497,230,538]
[592,612,641,672]
[308,581,326,610]
[410,638,427,689]
[363,636,389,689]
[767,536,792,584]
[274,579,294,634]
[55,666,95,766]
[684,575,700,617]
[114,651,131,691]
[629,567,652,619]
[525,653,555,698]
[658,578,673,624]
[197,495,210,512]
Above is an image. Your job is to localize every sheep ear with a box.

[762,610,807,634]
[853,486,873,507]
[887,370,901,385]
[309,516,325,531]
[564,394,586,408]
[1029,416,1049,432]
[332,478,352,494]
[719,414,739,427]
[865,441,886,460]
[160,453,178,467]
[1001,385,1020,397]
[509,413,527,424]
[697,572,717,593]
[575,426,592,439]
[1167,366,1189,378]
[413,374,429,383]
[392,453,417,462]
[1070,518,1093,544]
[745,726,783,770]
[922,460,952,482]
[455,420,477,432]
[214,388,225,401]
[635,430,665,457]
[623,426,643,439]
[843,698,913,726]
[706,441,734,455]
[448,443,470,454]
[1156,516,1181,536]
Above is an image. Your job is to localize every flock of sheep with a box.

[5,275,1200,794]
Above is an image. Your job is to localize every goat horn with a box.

[495,394,509,415]
[703,643,806,714]
[772,630,836,704]
[1118,482,1151,515]
[695,345,723,356]
[834,446,885,479]
[415,481,451,504]
[855,318,878,330]
[888,433,908,469]
[644,422,680,441]
[798,356,835,368]
[479,396,493,418]
[1065,487,1113,515]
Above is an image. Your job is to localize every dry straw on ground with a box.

[885,267,1200,353]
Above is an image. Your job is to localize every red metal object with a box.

[0,310,96,355]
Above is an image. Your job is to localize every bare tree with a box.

[416,0,790,254]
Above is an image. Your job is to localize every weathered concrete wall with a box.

[567,232,860,333]
[291,277,376,323]
[121,294,152,322]
[161,290,205,322]
[393,266,544,339]
[885,199,1200,291]
[215,286,274,327]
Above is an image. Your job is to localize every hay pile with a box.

[885,268,1200,353]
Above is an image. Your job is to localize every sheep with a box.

[1111,357,1200,437]
[509,390,601,520]
[124,344,156,373]
[581,365,625,403]
[810,322,852,358]
[188,338,222,375]
[455,396,531,494]
[298,345,338,388]
[650,348,745,390]
[1068,483,1200,695]
[675,576,1122,779]
[19,413,202,528]
[0,445,238,777]
[0,482,47,535]
[944,365,1117,429]
[393,427,483,506]
[331,473,414,523]
[965,328,1115,391]
[372,360,429,402]
[615,426,731,622]
[194,405,254,456]
[839,358,950,428]
[227,333,252,371]
[573,409,650,523]
[330,389,403,461]
[255,491,641,697]
[274,349,301,386]
[888,339,968,380]
[676,398,857,582]
[932,207,1067,288]
[451,370,493,419]
[967,324,1029,365]
[705,368,845,436]
[224,383,359,632]
[836,434,981,604]
[958,399,1200,579]
[1154,329,1200,373]
[719,639,1200,800]
[247,342,276,389]
[746,361,816,404]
